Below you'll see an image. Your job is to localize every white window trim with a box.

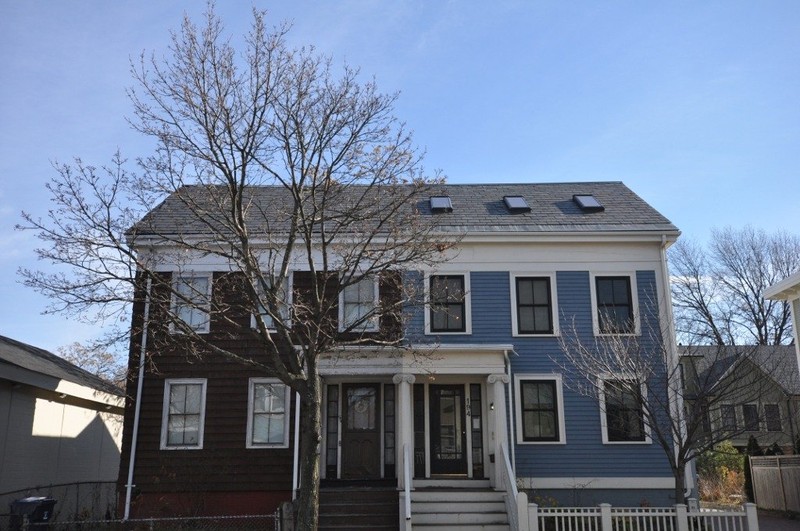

[250,272,293,332]
[514,373,567,445]
[510,273,560,337]
[424,272,472,335]
[160,378,207,450]
[246,378,291,449]
[598,374,651,445]
[589,272,641,336]
[338,276,380,332]
[171,272,212,334]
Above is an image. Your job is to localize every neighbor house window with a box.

[742,404,759,431]
[251,274,290,331]
[173,274,211,333]
[764,404,781,432]
[595,276,634,334]
[514,277,554,335]
[516,377,565,443]
[429,275,467,333]
[247,379,290,448]
[161,379,207,449]
[721,404,737,431]
[340,277,379,331]
[601,378,647,443]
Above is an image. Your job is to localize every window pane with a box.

[612,278,629,303]
[518,280,533,305]
[597,279,614,303]
[533,307,551,332]
[532,280,548,304]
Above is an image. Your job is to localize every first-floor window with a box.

[161,379,207,449]
[742,404,759,431]
[520,380,560,442]
[602,378,646,442]
[764,404,781,432]
[247,379,290,448]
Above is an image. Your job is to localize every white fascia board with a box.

[764,271,800,301]
[318,346,507,375]
[456,230,680,244]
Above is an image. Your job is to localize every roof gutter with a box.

[124,276,152,521]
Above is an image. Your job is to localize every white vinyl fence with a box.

[515,497,759,531]
[750,455,800,512]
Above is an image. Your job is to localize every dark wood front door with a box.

[430,385,468,475]
[341,383,381,479]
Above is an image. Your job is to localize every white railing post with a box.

[744,503,759,531]
[527,502,539,531]
[599,504,612,531]
[517,491,529,531]
[675,504,688,531]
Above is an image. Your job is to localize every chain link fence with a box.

[4,514,281,530]
[0,481,117,528]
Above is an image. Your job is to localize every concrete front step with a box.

[413,501,506,513]
[319,487,399,531]
[413,526,509,531]
[411,487,509,530]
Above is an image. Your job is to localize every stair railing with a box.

[499,443,520,531]
[403,444,412,522]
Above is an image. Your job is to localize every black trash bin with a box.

[9,497,57,530]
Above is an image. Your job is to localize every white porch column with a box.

[487,373,510,489]
[393,373,416,489]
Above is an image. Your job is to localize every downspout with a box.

[659,235,693,499]
[292,392,301,500]
[124,275,152,520]
[505,350,516,472]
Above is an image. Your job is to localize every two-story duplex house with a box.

[117,182,683,526]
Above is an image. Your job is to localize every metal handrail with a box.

[403,444,412,521]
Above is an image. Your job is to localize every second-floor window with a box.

[340,277,379,331]
[515,277,554,334]
[173,274,211,333]
[595,276,634,334]
[721,404,737,431]
[429,275,466,333]
[161,379,207,449]
[602,378,647,443]
[252,275,290,331]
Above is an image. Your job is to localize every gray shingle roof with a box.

[130,182,678,237]
[0,334,123,396]
[680,345,800,395]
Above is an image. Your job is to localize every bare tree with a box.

[670,226,800,346]
[557,315,792,505]
[19,8,453,530]
[57,342,127,389]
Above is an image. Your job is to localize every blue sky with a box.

[1,1,798,354]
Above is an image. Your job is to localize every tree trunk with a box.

[674,465,686,505]
[295,370,323,531]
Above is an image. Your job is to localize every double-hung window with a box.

[173,274,211,333]
[601,378,647,443]
[247,379,290,448]
[252,275,290,331]
[742,404,760,431]
[429,274,467,333]
[764,404,781,432]
[516,376,565,443]
[515,276,554,335]
[721,404,737,431]
[161,379,207,449]
[595,276,635,334]
[340,277,379,331]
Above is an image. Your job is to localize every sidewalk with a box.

[758,510,798,531]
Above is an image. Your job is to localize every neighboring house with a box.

[118,182,684,522]
[680,345,800,451]
[0,335,124,521]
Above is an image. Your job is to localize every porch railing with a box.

[520,502,759,531]
[498,443,521,531]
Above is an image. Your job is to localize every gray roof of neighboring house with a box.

[680,345,800,395]
[0,334,123,396]
[129,182,678,237]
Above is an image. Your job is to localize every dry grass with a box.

[698,467,745,507]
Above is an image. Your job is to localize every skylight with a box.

[573,194,604,212]
[503,195,531,212]
[430,196,453,212]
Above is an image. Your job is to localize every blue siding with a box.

[407,270,674,481]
